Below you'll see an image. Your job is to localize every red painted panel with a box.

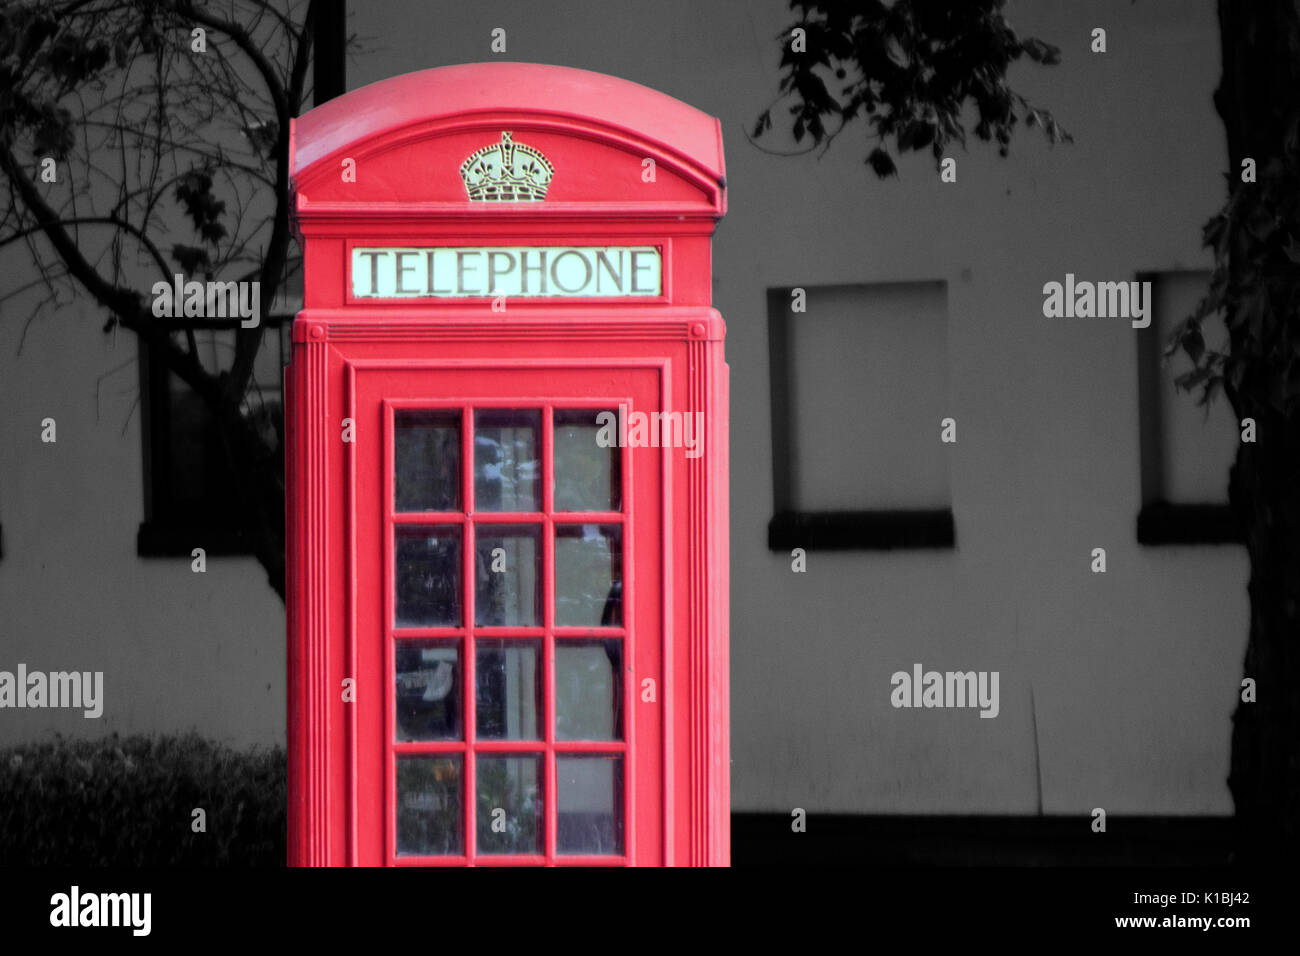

[292,62,725,195]
[299,126,708,207]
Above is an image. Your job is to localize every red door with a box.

[353,363,663,865]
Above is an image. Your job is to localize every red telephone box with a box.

[285,63,729,866]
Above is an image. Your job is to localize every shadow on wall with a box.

[730,813,1235,866]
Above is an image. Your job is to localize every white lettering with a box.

[50,886,150,936]
[351,246,661,298]
[0,665,103,718]
[890,663,1000,718]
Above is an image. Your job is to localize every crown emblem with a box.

[460,131,554,201]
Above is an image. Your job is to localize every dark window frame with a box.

[766,285,955,552]
[137,317,290,557]
[1134,269,1243,546]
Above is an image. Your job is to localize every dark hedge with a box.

[0,733,286,866]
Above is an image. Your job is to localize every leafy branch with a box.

[752,0,1070,177]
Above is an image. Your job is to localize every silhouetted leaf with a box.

[1182,323,1206,364]
[866,148,896,177]
[898,120,934,151]
[1022,38,1061,65]
[31,102,74,160]
[174,168,226,247]
[171,244,211,275]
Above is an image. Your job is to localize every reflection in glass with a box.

[474,526,541,626]
[556,755,623,855]
[555,640,622,740]
[395,640,461,741]
[474,410,540,511]
[554,524,622,626]
[476,756,543,855]
[554,409,621,512]
[476,640,541,740]
[395,410,460,512]
[394,526,461,627]
[396,756,462,855]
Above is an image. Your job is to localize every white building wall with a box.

[0,294,287,747]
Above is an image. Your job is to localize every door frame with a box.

[353,358,666,865]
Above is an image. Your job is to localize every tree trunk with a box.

[1216,0,1300,865]
[1226,420,1300,864]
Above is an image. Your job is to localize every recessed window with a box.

[1135,270,1242,544]
[767,281,954,550]
[137,324,288,556]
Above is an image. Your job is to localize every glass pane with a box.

[474,526,541,626]
[476,755,543,855]
[474,410,540,511]
[395,410,460,512]
[554,524,622,627]
[395,526,462,627]
[396,756,462,856]
[395,640,461,741]
[555,640,622,741]
[554,409,621,512]
[556,756,623,856]
[476,640,542,740]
